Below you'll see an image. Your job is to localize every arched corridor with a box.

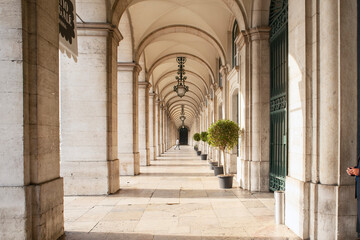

[63,146,298,239]
[0,0,359,239]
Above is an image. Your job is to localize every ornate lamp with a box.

[180,105,186,128]
[173,57,189,98]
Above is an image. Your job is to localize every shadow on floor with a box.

[150,164,206,167]
[114,188,259,199]
[139,172,211,177]
[60,231,298,240]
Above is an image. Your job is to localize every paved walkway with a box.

[63,146,299,240]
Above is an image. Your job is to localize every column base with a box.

[108,159,120,194]
[156,144,161,157]
[237,158,250,190]
[285,176,310,239]
[139,149,147,166]
[250,160,269,192]
[150,146,156,161]
[285,177,357,239]
[226,152,237,174]
[61,161,115,195]
[0,178,64,240]
[146,147,150,166]
[119,153,139,176]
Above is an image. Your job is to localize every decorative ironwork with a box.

[269,0,288,41]
[270,95,287,112]
[270,173,285,191]
[173,57,189,98]
[269,0,288,192]
[180,105,186,128]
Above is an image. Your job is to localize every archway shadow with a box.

[61,231,299,240]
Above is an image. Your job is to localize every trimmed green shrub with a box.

[193,133,201,142]
[200,131,208,143]
[207,120,240,175]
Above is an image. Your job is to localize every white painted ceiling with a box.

[125,0,236,128]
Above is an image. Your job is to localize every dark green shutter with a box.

[269,0,288,192]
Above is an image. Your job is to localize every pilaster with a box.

[149,93,157,161]
[139,81,151,166]
[0,1,63,239]
[247,27,271,192]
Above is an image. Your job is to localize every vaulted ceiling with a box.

[113,0,254,128]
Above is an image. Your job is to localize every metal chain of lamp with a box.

[179,105,186,128]
[173,57,189,98]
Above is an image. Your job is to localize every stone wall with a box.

[0,1,63,239]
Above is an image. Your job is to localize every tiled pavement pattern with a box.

[62,146,300,240]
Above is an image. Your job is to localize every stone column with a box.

[117,63,141,176]
[0,1,63,239]
[156,99,161,156]
[61,23,122,194]
[149,93,156,161]
[247,27,270,192]
[138,81,150,166]
[315,1,357,238]
[238,30,251,190]
[161,106,166,153]
[132,65,141,174]
[221,67,230,120]
[207,96,212,158]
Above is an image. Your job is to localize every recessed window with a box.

[232,20,239,68]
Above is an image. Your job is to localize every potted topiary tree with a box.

[200,131,208,160]
[193,133,201,155]
[207,133,219,170]
[207,120,240,189]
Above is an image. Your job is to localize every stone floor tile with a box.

[62,231,109,240]
[135,218,178,233]
[241,199,266,208]
[248,207,274,217]
[75,207,112,223]
[64,209,89,222]
[106,232,154,240]
[64,146,298,239]
[64,221,98,233]
[91,220,139,233]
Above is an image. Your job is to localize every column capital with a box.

[220,65,229,77]
[138,81,151,89]
[245,26,271,41]
[133,63,142,75]
[77,22,123,43]
[117,62,142,73]
[238,30,250,50]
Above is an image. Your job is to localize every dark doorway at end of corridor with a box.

[179,127,188,145]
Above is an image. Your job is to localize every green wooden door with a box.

[269,0,288,191]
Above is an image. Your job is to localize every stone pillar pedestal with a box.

[138,81,149,166]
[156,100,161,157]
[61,23,121,193]
[149,93,156,161]
[237,29,251,190]
[160,106,165,153]
[249,27,270,192]
[0,1,63,239]
[117,63,141,175]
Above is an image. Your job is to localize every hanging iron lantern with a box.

[173,57,189,98]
